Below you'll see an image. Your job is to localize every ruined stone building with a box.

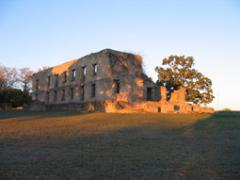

[32,49,213,113]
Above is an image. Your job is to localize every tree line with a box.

[0,64,33,109]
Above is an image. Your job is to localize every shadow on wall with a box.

[31,49,145,112]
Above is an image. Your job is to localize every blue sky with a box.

[0,0,240,110]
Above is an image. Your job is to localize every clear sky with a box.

[0,0,240,110]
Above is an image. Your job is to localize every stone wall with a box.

[31,49,214,113]
[32,49,145,108]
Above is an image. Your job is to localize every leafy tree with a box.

[155,55,214,104]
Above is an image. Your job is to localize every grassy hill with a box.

[0,111,240,180]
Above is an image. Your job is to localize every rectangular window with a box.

[82,66,86,76]
[55,75,58,87]
[54,90,57,102]
[91,83,96,97]
[36,79,39,90]
[47,76,50,88]
[70,87,74,100]
[71,69,76,81]
[114,79,120,94]
[147,87,152,100]
[35,93,38,100]
[61,89,65,101]
[63,71,67,83]
[80,85,84,101]
[93,64,97,76]
[46,91,50,103]
[174,105,180,112]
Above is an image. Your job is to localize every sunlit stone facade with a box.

[32,49,213,113]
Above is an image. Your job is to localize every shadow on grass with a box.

[0,110,84,120]
[171,111,240,180]
[0,112,239,180]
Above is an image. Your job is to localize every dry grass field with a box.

[0,111,240,180]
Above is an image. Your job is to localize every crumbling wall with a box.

[31,49,214,114]
[110,51,145,103]
[30,101,46,111]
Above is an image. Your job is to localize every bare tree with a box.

[0,64,18,89]
[19,68,33,92]
[0,65,6,89]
